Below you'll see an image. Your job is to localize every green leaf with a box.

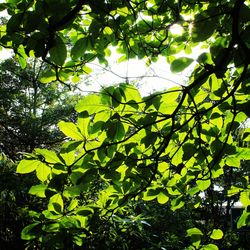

[143,188,159,201]
[239,190,250,207]
[157,191,169,204]
[196,179,211,191]
[210,229,223,240]
[43,223,60,233]
[187,227,203,236]
[48,193,64,214]
[71,37,88,60]
[103,26,113,35]
[0,3,7,11]
[17,45,27,69]
[76,206,94,216]
[29,184,47,198]
[75,94,108,115]
[58,121,84,140]
[119,83,142,103]
[192,13,217,42]
[82,65,93,74]
[60,150,75,166]
[197,52,213,65]
[201,244,219,250]
[42,210,62,220]
[171,196,185,211]
[182,143,196,160]
[49,35,67,66]
[141,132,158,148]
[16,159,41,174]
[75,168,98,185]
[118,54,127,63]
[67,199,78,211]
[237,210,249,229]
[6,13,22,33]
[106,121,125,141]
[227,186,242,197]
[39,69,57,83]
[117,6,130,16]
[170,57,194,73]
[21,222,41,240]
[60,216,80,229]
[73,235,83,246]
[35,149,63,164]
[36,162,51,182]
[225,156,241,168]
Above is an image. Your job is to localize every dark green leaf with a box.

[49,35,67,66]
[71,37,89,60]
[21,222,42,240]
[170,57,194,73]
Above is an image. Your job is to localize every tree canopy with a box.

[0,0,250,249]
[0,58,78,159]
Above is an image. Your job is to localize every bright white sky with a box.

[0,10,205,97]
[0,44,204,97]
[79,43,205,96]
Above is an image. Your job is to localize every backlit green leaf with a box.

[58,121,84,140]
[210,229,223,240]
[196,179,211,191]
[48,193,64,214]
[75,94,108,115]
[157,191,169,204]
[237,210,249,229]
[192,13,217,42]
[39,70,57,83]
[35,149,63,164]
[36,162,51,182]
[187,227,203,236]
[17,160,41,174]
[29,184,47,198]
[201,244,219,250]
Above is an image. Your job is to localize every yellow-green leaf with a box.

[17,160,41,174]
[48,194,64,214]
[35,149,63,164]
[157,192,169,204]
[58,121,84,140]
[29,184,47,198]
[210,229,223,240]
[36,163,51,182]
[196,179,211,191]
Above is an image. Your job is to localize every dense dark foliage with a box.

[0,59,77,159]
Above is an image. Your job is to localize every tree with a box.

[0,58,78,159]
[0,153,36,250]
[0,58,79,249]
[0,0,250,249]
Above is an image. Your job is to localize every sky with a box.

[0,10,203,97]
[0,41,203,97]
[77,23,204,96]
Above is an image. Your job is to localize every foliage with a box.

[0,58,78,159]
[0,0,250,249]
[0,153,36,249]
[14,82,250,248]
[0,58,80,248]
